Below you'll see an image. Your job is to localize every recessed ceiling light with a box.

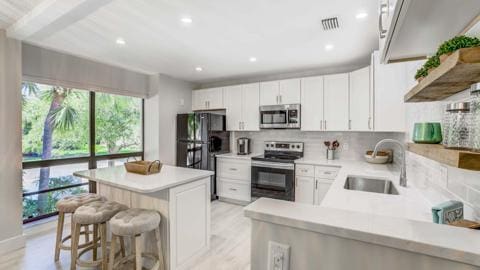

[249,57,257,62]
[116,38,126,45]
[355,12,368,19]
[195,67,203,72]
[325,44,334,51]
[181,17,193,24]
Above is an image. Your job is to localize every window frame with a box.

[22,91,145,224]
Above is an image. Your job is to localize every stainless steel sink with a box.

[344,177,399,195]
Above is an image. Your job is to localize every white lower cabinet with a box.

[295,176,315,204]
[216,157,251,202]
[295,165,339,205]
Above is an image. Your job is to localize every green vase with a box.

[412,122,443,144]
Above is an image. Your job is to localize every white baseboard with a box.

[0,234,26,256]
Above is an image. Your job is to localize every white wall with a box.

[0,30,25,255]
[144,74,193,165]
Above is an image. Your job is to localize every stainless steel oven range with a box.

[251,141,304,201]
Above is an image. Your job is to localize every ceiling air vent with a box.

[321,17,339,30]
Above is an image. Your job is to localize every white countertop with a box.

[295,158,433,222]
[74,165,214,193]
[243,158,480,266]
[244,198,480,267]
[216,152,261,160]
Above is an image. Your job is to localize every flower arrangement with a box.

[324,140,340,150]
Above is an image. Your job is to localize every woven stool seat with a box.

[56,193,104,213]
[110,209,161,236]
[74,201,128,225]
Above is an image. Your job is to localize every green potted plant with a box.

[436,35,480,63]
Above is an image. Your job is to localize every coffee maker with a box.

[237,137,251,155]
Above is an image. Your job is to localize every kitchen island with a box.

[74,165,214,270]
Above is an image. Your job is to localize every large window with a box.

[21,82,144,223]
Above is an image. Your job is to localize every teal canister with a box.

[412,122,443,144]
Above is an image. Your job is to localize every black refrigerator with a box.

[176,113,230,199]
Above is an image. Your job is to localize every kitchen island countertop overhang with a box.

[73,164,214,193]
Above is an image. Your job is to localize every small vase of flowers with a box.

[324,140,340,160]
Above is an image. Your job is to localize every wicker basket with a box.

[124,160,162,175]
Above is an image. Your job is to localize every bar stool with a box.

[54,193,105,261]
[108,208,164,270]
[71,200,128,270]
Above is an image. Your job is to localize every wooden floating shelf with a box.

[404,47,480,103]
[407,143,480,171]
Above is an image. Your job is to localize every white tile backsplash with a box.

[405,89,480,220]
[232,130,405,161]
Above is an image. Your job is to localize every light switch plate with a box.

[268,241,290,270]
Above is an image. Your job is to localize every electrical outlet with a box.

[342,143,349,151]
[179,98,185,106]
[268,241,290,270]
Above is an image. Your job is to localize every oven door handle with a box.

[252,161,295,170]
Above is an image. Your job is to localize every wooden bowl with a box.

[364,151,389,164]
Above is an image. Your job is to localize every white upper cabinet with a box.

[372,51,406,132]
[242,83,260,131]
[192,88,224,111]
[259,81,279,106]
[224,83,260,131]
[301,76,324,131]
[224,85,243,131]
[260,79,301,106]
[349,66,372,131]
[279,78,301,104]
[324,73,349,131]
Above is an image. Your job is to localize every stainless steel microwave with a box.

[259,104,301,129]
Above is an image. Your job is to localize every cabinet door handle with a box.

[239,122,241,130]
[279,95,282,104]
[368,117,372,130]
[324,120,327,130]
[315,180,318,189]
[349,120,352,130]
[208,101,210,108]
[378,3,388,38]
[276,95,279,104]
[295,177,298,187]
[229,188,237,191]
[205,101,207,108]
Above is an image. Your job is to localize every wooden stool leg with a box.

[155,228,165,270]
[84,225,89,243]
[108,234,117,270]
[120,236,126,257]
[100,223,108,270]
[54,212,65,261]
[93,224,98,261]
[70,222,81,270]
[131,236,137,269]
[135,235,142,270]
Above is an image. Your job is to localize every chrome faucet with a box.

[372,139,407,187]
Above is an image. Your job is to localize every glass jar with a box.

[444,102,472,150]
[469,85,480,152]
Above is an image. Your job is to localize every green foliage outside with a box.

[22,82,142,220]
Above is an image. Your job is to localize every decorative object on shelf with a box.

[412,122,442,144]
[443,102,472,150]
[437,36,480,63]
[414,36,480,81]
[405,47,480,103]
[407,143,480,171]
[364,150,389,164]
[432,200,463,224]
[469,83,480,152]
[124,160,162,175]
[324,140,339,160]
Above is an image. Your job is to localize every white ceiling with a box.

[4,0,379,83]
[0,0,43,29]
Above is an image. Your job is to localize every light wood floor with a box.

[0,201,251,270]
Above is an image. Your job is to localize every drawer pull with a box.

[324,172,332,175]
[229,188,238,191]
[302,169,308,172]
[229,168,238,171]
